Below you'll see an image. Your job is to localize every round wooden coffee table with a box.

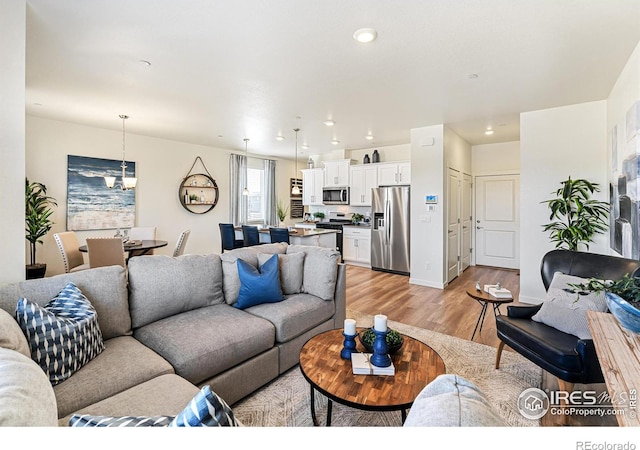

[466,287,513,340]
[299,328,446,426]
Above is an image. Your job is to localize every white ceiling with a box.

[25,0,640,159]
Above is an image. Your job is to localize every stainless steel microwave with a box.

[322,187,349,205]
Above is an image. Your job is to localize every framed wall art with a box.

[66,155,136,231]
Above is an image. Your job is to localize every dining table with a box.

[79,239,168,258]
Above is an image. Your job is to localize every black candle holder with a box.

[370,329,391,367]
[341,332,357,359]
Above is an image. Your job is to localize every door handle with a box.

[477,226,484,229]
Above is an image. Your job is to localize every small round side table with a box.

[466,287,513,340]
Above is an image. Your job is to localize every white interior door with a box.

[447,168,460,283]
[461,173,472,271]
[475,174,520,269]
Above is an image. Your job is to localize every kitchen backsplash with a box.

[305,204,371,222]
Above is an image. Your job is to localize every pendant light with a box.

[291,128,301,195]
[242,138,250,196]
[104,114,137,190]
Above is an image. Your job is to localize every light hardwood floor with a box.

[345,264,616,427]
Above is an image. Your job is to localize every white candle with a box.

[374,314,387,332]
[344,319,356,335]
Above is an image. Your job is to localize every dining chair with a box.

[86,237,127,268]
[128,226,157,256]
[53,231,90,273]
[269,227,290,244]
[219,223,243,252]
[242,225,260,247]
[173,229,191,257]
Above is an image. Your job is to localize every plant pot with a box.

[606,292,640,333]
[26,264,47,280]
[358,328,404,354]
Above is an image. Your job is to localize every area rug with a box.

[232,309,542,427]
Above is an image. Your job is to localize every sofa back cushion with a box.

[286,245,340,301]
[0,309,30,357]
[220,243,288,305]
[128,254,224,329]
[0,266,130,340]
[257,252,305,295]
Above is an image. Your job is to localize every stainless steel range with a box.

[314,212,353,257]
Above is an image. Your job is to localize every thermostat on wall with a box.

[425,195,438,204]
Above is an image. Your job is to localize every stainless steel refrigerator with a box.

[371,186,410,275]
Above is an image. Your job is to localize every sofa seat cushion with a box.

[128,254,225,329]
[404,374,507,426]
[496,315,583,373]
[245,293,335,343]
[0,347,58,426]
[53,336,175,419]
[133,304,275,384]
[59,374,199,426]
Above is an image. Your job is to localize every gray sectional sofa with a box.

[0,243,346,426]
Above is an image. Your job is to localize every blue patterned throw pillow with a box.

[15,282,105,385]
[169,385,238,427]
[69,415,174,427]
[68,385,237,427]
[234,254,284,309]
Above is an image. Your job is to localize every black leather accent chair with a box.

[269,227,290,244]
[219,223,243,252]
[495,249,640,394]
[242,225,260,247]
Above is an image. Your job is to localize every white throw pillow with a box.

[531,272,607,339]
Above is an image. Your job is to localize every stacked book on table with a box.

[483,284,513,299]
[351,353,395,376]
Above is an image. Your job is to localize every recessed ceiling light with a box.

[353,28,378,43]
[365,134,374,140]
[301,144,309,150]
[324,120,335,127]
[331,139,340,145]
[484,129,494,136]
[276,135,285,141]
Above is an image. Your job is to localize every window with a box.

[246,165,265,223]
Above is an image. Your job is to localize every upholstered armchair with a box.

[495,249,640,395]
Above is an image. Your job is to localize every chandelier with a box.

[104,114,137,190]
[291,128,300,195]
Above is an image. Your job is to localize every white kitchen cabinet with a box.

[350,165,378,206]
[342,226,371,267]
[323,159,351,187]
[301,168,324,205]
[377,161,411,186]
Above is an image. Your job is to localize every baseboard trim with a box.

[409,277,445,289]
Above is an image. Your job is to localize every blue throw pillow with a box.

[234,254,284,309]
[15,282,105,385]
[169,385,238,427]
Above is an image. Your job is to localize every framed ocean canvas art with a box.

[66,155,136,230]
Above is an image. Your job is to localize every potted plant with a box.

[25,178,57,279]
[313,212,325,222]
[276,200,289,227]
[569,275,640,333]
[351,213,364,224]
[541,176,609,251]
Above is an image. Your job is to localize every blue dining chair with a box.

[269,227,290,244]
[242,225,260,247]
[219,223,243,252]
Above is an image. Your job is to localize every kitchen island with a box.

[234,227,339,249]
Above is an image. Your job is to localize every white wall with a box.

[519,101,608,304]
[0,0,26,283]
[26,116,295,276]
[472,141,520,174]
[410,125,445,288]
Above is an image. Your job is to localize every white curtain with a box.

[229,154,248,225]
[264,159,278,226]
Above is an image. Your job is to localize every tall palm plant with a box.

[25,178,57,268]
[541,176,609,251]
